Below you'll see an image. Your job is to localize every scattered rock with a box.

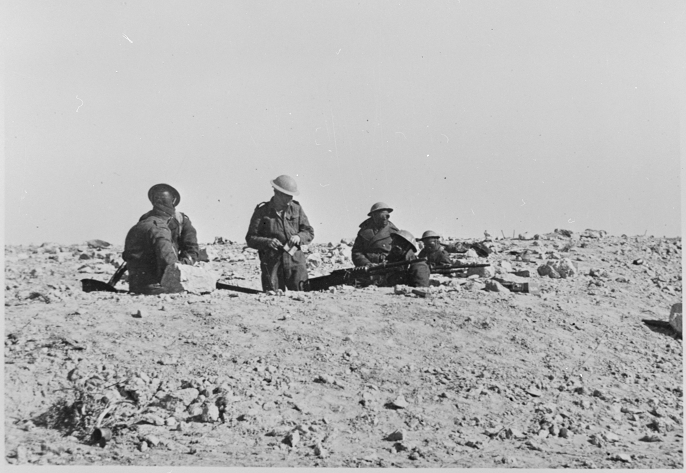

[133,309,148,318]
[16,445,29,464]
[611,453,632,463]
[171,388,200,407]
[285,430,300,447]
[202,404,220,422]
[388,395,409,409]
[384,429,405,441]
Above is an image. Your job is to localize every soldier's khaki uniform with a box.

[352,219,399,266]
[123,207,180,294]
[246,198,314,291]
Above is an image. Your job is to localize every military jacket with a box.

[351,219,399,266]
[418,246,452,267]
[385,248,431,287]
[139,209,199,263]
[123,208,179,289]
[246,198,314,254]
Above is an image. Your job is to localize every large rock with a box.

[669,303,682,334]
[537,259,578,279]
[161,264,218,294]
[170,388,200,407]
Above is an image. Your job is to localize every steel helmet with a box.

[392,229,418,253]
[148,183,181,206]
[270,175,300,196]
[420,230,441,240]
[367,202,394,216]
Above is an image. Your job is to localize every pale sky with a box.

[4,0,684,246]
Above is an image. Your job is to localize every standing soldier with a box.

[246,175,315,292]
[417,230,452,268]
[351,202,399,266]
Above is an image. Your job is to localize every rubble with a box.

[669,303,682,335]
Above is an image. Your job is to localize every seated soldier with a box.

[139,183,200,264]
[352,202,399,266]
[123,184,188,294]
[417,230,452,268]
[384,230,430,288]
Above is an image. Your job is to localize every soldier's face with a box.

[390,238,410,256]
[153,190,175,208]
[274,189,293,206]
[424,238,440,251]
[371,210,390,227]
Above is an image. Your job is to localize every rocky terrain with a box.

[4,230,683,468]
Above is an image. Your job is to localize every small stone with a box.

[390,395,409,409]
[165,417,177,427]
[144,435,160,447]
[133,309,148,318]
[639,434,662,442]
[139,442,148,452]
[526,386,542,397]
[202,404,220,422]
[187,404,204,417]
[16,445,29,464]
[612,453,632,463]
[286,430,300,447]
[385,429,405,441]
[559,427,570,438]
[172,388,200,406]
[314,443,328,458]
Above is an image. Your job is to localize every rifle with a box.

[304,258,428,292]
[81,263,128,293]
[430,262,490,275]
[82,263,260,295]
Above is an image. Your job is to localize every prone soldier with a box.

[417,230,452,267]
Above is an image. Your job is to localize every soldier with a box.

[246,175,315,292]
[351,202,399,266]
[417,230,452,267]
[139,183,200,264]
[385,230,431,287]
[123,184,188,294]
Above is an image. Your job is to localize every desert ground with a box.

[4,230,683,468]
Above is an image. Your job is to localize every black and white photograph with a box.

[4,0,683,469]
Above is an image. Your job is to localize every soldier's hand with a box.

[180,255,194,265]
[288,235,301,246]
[268,238,283,250]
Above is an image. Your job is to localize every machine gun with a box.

[303,258,428,292]
[430,262,491,275]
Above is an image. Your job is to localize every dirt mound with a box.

[4,234,683,467]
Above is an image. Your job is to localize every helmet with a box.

[367,202,394,216]
[420,230,441,240]
[148,183,181,206]
[392,229,418,253]
[270,175,300,196]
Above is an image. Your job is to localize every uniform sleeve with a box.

[295,206,314,245]
[150,224,179,279]
[435,250,453,266]
[351,234,372,266]
[408,261,431,287]
[245,206,272,250]
[179,216,200,262]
